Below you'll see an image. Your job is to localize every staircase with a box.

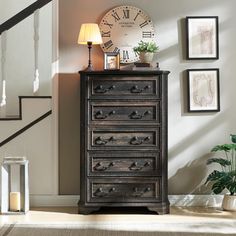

[0,0,53,116]
[0,0,58,197]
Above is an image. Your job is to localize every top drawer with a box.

[89,77,160,99]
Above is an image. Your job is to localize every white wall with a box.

[0,0,52,116]
[0,1,57,198]
[0,98,57,195]
[59,0,236,195]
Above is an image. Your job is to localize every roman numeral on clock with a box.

[103,20,113,29]
[104,40,113,49]
[111,11,120,22]
[123,9,130,19]
[113,47,120,53]
[139,21,149,28]
[142,31,152,38]
[134,12,140,21]
[123,50,129,60]
[102,31,111,37]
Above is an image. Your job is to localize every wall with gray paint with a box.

[59,0,236,194]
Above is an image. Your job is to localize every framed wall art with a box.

[187,69,220,112]
[104,52,120,70]
[186,16,219,60]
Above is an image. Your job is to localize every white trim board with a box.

[29,195,224,207]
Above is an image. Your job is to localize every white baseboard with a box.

[30,194,224,208]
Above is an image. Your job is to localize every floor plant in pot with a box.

[205,134,236,211]
[133,40,158,63]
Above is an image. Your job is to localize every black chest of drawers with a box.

[79,69,170,214]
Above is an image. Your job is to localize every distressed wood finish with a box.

[90,102,159,122]
[79,70,170,214]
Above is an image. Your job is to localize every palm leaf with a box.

[211,144,232,152]
[206,158,231,167]
[231,134,236,144]
[212,181,226,194]
[228,144,236,150]
[226,182,236,195]
[205,170,227,184]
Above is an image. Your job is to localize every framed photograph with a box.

[104,52,120,70]
[186,16,219,59]
[187,69,220,112]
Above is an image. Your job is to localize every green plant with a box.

[205,134,236,195]
[133,40,158,53]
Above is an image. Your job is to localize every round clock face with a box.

[99,6,155,63]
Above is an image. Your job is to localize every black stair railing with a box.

[0,0,52,35]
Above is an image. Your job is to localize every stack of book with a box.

[133,62,160,70]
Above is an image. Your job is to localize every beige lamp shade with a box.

[78,23,102,45]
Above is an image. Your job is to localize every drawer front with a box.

[90,101,160,122]
[89,128,160,150]
[87,178,161,203]
[90,77,159,98]
[88,152,161,176]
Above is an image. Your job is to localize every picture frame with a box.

[186,16,219,60]
[104,52,120,70]
[187,69,220,112]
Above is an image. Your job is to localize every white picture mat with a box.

[188,18,217,58]
[189,70,218,110]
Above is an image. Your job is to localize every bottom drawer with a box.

[87,178,161,203]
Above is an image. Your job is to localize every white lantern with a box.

[1,157,29,214]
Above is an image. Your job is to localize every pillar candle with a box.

[10,192,21,211]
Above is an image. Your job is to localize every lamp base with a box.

[83,64,93,71]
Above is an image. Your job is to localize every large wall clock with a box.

[99,5,155,63]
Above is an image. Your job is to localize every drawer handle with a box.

[129,110,152,120]
[94,111,107,120]
[130,85,150,94]
[94,162,114,171]
[133,187,151,197]
[129,161,151,171]
[144,110,152,116]
[130,136,143,145]
[130,111,142,120]
[130,136,151,145]
[95,136,116,145]
[94,85,115,94]
[94,110,116,120]
[94,187,107,197]
[129,162,143,171]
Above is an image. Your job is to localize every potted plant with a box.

[133,40,159,63]
[205,134,236,211]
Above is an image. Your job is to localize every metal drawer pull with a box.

[130,111,142,119]
[109,187,116,192]
[130,136,151,145]
[129,161,151,171]
[95,136,116,145]
[133,187,151,197]
[94,110,116,120]
[94,162,114,171]
[94,111,107,119]
[94,187,107,197]
[94,85,115,93]
[129,162,143,171]
[129,110,152,119]
[130,85,151,94]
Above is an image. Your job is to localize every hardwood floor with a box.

[0,206,235,224]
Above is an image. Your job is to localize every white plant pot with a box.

[222,194,236,211]
[139,52,154,63]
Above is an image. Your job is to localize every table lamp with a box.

[78,23,102,71]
